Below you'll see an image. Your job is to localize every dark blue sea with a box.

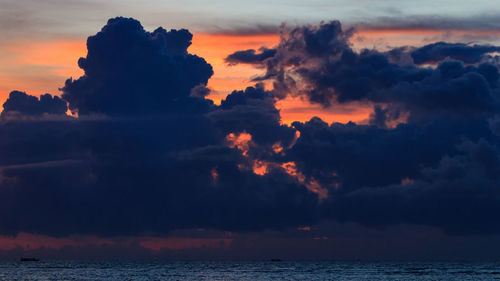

[1,261,500,280]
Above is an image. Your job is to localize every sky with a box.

[3,0,500,125]
[2,0,500,260]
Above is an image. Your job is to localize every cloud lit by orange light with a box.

[401,177,415,186]
[190,33,278,104]
[281,162,328,199]
[226,131,253,155]
[252,160,268,176]
[1,28,495,126]
[211,167,219,184]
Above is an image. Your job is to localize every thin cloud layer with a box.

[225,48,277,65]
[411,42,500,65]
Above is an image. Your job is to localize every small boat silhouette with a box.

[20,257,39,262]
[270,259,281,262]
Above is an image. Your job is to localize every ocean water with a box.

[1,261,500,280]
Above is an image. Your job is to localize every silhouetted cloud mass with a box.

[61,17,214,116]
[410,42,500,65]
[208,84,296,147]
[3,17,500,240]
[227,21,500,124]
[0,17,318,237]
[225,20,500,235]
[2,91,67,116]
[225,48,277,65]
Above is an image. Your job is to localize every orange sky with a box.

[0,28,499,251]
[1,28,494,126]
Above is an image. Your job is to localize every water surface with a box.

[1,260,500,280]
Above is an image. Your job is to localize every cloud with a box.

[0,17,319,237]
[410,42,500,64]
[2,91,67,116]
[283,116,500,235]
[225,48,277,65]
[202,23,279,36]
[208,84,296,147]
[227,21,500,124]
[61,17,214,116]
[4,17,500,241]
[223,19,500,235]
[323,138,500,235]
[357,14,500,32]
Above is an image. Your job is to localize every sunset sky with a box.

[3,0,500,124]
[2,0,500,260]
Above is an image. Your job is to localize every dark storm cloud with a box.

[4,16,500,239]
[324,138,500,235]
[61,17,214,116]
[286,117,500,234]
[225,19,500,235]
[411,42,500,64]
[368,105,393,128]
[288,117,492,192]
[0,17,318,237]
[208,84,296,148]
[2,91,67,116]
[0,139,318,236]
[225,48,277,65]
[227,21,500,124]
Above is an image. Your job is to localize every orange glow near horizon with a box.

[0,233,233,252]
[0,233,114,250]
[139,237,232,251]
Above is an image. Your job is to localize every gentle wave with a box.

[1,261,500,280]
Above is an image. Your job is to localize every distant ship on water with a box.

[20,257,39,262]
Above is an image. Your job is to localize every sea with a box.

[1,260,500,280]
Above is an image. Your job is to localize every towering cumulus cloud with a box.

[226,22,500,125]
[227,20,500,234]
[62,17,214,116]
[0,17,318,236]
[3,17,500,240]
